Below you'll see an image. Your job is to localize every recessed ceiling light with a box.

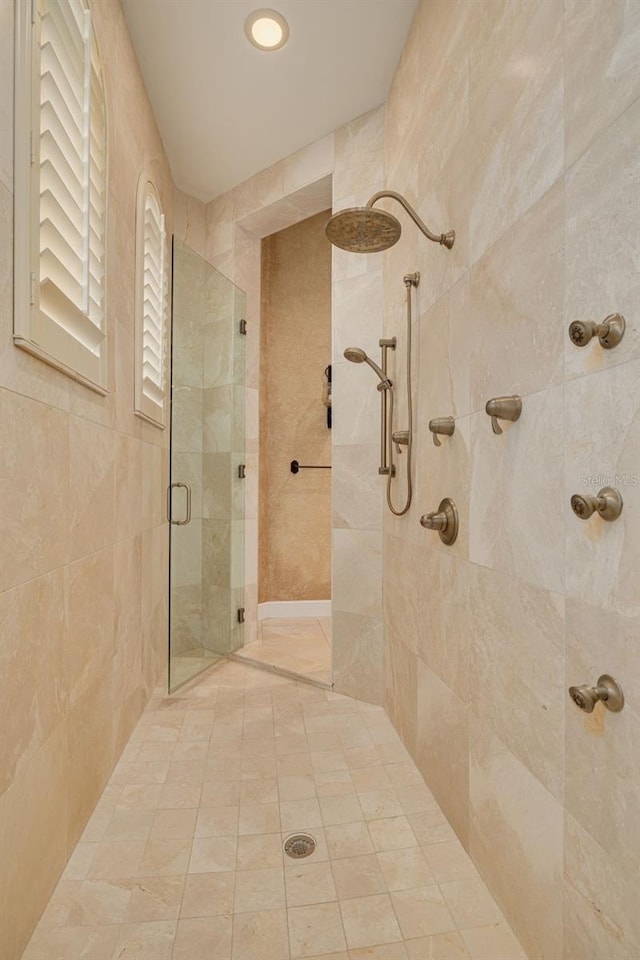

[245,8,289,51]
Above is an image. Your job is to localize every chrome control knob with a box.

[569,675,624,713]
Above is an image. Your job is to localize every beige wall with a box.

[0,1,172,956]
[259,211,332,602]
[382,2,640,959]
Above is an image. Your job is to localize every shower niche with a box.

[168,238,246,691]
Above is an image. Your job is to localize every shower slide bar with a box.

[290,460,331,474]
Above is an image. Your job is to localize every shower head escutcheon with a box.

[326,190,455,254]
[344,346,392,391]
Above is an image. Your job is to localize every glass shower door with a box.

[168,238,246,692]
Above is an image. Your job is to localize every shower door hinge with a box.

[238,464,246,479]
[237,607,245,624]
[239,318,247,335]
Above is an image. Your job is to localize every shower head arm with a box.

[366,190,455,249]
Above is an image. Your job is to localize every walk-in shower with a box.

[328,191,455,516]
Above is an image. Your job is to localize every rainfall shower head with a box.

[326,190,455,254]
[344,346,392,390]
[327,208,402,254]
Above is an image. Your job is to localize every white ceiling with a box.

[122,0,419,202]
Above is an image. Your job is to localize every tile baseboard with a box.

[258,600,331,620]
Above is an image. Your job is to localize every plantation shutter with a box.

[15,0,107,391]
[135,179,167,426]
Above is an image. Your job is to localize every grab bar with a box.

[290,460,331,474]
[167,482,191,524]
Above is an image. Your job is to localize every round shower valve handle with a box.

[420,497,459,545]
[568,313,625,350]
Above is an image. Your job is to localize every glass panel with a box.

[168,238,245,692]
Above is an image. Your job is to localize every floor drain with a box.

[283,833,316,859]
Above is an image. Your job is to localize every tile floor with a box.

[235,618,332,685]
[22,659,528,960]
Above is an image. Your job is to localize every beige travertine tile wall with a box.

[381,2,640,958]
[331,108,386,703]
[259,211,332,603]
[0,1,172,956]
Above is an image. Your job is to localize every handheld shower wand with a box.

[343,347,392,391]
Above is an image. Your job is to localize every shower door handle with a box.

[167,482,192,525]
